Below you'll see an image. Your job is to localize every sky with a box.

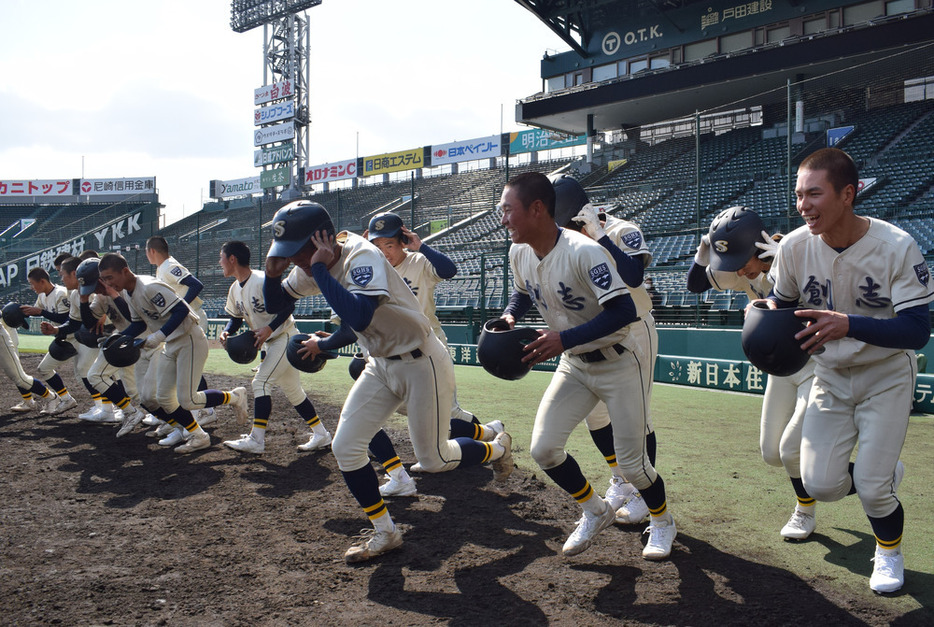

[0,0,563,226]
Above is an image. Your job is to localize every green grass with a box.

[19,333,934,615]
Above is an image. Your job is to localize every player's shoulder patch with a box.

[151,293,166,308]
[170,266,183,277]
[914,262,929,286]
[589,262,612,290]
[351,266,374,287]
[621,231,643,250]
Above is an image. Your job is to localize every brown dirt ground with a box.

[0,354,926,626]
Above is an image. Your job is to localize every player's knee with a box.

[330,431,367,470]
[155,391,175,410]
[415,457,447,473]
[802,476,848,502]
[760,447,783,468]
[529,441,563,469]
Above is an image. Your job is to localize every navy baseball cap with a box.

[76,258,101,296]
[267,200,335,258]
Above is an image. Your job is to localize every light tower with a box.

[230,0,322,200]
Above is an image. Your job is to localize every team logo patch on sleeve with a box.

[589,262,612,290]
[622,231,643,249]
[170,267,183,277]
[351,266,374,287]
[150,293,166,308]
[914,262,929,286]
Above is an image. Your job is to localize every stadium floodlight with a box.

[230,0,322,33]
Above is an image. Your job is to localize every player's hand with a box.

[362,229,369,240]
[19,305,41,317]
[522,329,564,365]
[309,230,336,268]
[746,298,776,317]
[755,230,779,260]
[100,282,120,298]
[694,234,711,266]
[40,321,57,336]
[297,334,322,359]
[401,226,422,251]
[144,331,166,349]
[219,331,229,347]
[253,326,273,347]
[265,256,291,277]
[499,314,516,330]
[794,309,847,354]
[571,204,606,240]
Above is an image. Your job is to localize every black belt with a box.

[577,343,625,363]
[388,348,423,361]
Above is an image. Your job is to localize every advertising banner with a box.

[362,148,424,177]
[507,129,586,154]
[260,167,290,189]
[254,100,295,126]
[212,176,262,199]
[254,123,295,147]
[254,143,295,167]
[0,179,73,197]
[303,159,358,184]
[79,177,156,195]
[254,79,294,106]
[430,135,501,166]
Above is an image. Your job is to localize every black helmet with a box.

[477,318,540,381]
[707,206,767,273]
[48,338,78,361]
[225,330,258,364]
[286,333,338,373]
[550,174,591,229]
[267,200,335,258]
[348,352,367,380]
[74,327,101,349]
[367,212,408,243]
[102,334,145,368]
[76,258,101,296]
[2,302,29,330]
[742,302,811,377]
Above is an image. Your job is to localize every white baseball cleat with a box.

[491,431,514,482]
[562,499,616,556]
[616,493,650,525]
[116,408,145,438]
[39,396,62,416]
[224,434,264,454]
[78,406,108,422]
[158,428,187,447]
[50,395,78,415]
[780,507,816,540]
[297,431,332,452]
[379,475,417,497]
[10,398,38,413]
[175,430,210,454]
[344,527,403,564]
[480,419,505,442]
[642,516,677,560]
[196,407,218,426]
[870,548,904,594]
[148,422,175,438]
[229,387,249,425]
[605,475,636,511]
[141,413,160,427]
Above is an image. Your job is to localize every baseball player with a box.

[0,307,55,413]
[217,241,332,454]
[146,236,216,426]
[688,206,821,541]
[262,200,513,563]
[552,175,659,526]
[36,256,105,420]
[97,253,249,452]
[20,267,79,415]
[765,147,932,593]
[498,172,676,560]
[364,212,504,496]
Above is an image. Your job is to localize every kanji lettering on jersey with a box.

[854,277,890,308]
[557,282,585,310]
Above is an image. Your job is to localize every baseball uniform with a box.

[156,256,208,332]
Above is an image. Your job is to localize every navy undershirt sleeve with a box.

[42,309,70,324]
[224,317,244,335]
[113,296,132,321]
[317,323,358,352]
[123,320,147,337]
[310,262,377,331]
[180,275,203,304]
[263,273,297,314]
[56,317,81,338]
[687,262,713,293]
[79,302,99,329]
[157,303,191,338]
[503,290,533,321]
[559,294,637,350]
[418,244,457,279]
[596,235,645,287]
[847,304,931,350]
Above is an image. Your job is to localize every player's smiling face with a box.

[795,167,854,240]
[499,186,532,244]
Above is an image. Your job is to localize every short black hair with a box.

[28,268,50,282]
[505,172,556,217]
[99,252,129,273]
[146,236,169,255]
[60,257,80,274]
[221,241,251,267]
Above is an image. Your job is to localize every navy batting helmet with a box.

[74,327,101,349]
[707,206,767,273]
[102,335,145,368]
[477,318,540,381]
[76,258,100,296]
[48,338,78,361]
[742,302,811,377]
[267,200,335,258]
[367,212,408,243]
[225,330,258,364]
[2,302,29,330]
[286,333,338,373]
[550,174,591,229]
[348,352,367,381]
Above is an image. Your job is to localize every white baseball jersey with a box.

[282,232,431,358]
[392,250,445,341]
[121,275,199,342]
[603,215,653,316]
[226,269,297,341]
[156,256,204,312]
[33,285,69,316]
[708,268,771,300]
[89,294,132,332]
[771,218,934,368]
[510,228,631,354]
